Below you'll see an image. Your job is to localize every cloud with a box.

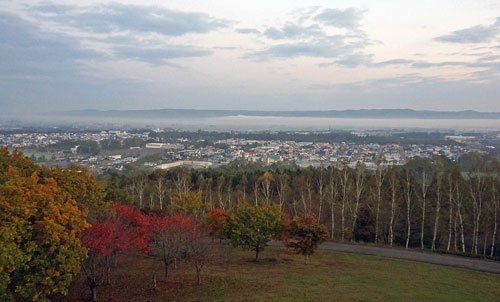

[0,12,146,112]
[314,8,365,29]
[319,53,373,67]
[0,12,97,79]
[236,28,261,34]
[308,72,500,111]
[263,23,323,40]
[113,45,212,64]
[319,53,500,75]
[411,61,465,68]
[477,54,500,62]
[245,7,371,60]
[31,3,228,36]
[249,41,342,59]
[435,17,500,43]
[373,59,415,66]
[18,4,222,65]
[466,61,500,81]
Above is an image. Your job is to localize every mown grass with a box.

[68,244,500,301]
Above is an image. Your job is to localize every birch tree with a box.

[455,172,466,253]
[469,154,485,254]
[316,166,325,223]
[404,165,413,249]
[388,166,398,247]
[216,175,226,209]
[259,171,274,206]
[446,169,455,252]
[488,159,499,257]
[374,164,386,243]
[415,158,433,249]
[351,162,365,241]
[276,173,289,211]
[339,164,350,242]
[327,166,338,240]
[154,171,167,211]
[431,159,444,251]
[489,179,498,257]
[171,167,191,200]
[135,175,146,209]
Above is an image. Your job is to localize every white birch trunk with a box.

[351,163,365,241]
[432,174,442,251]
[446,175,453,252]
[405,169,412,249]
[491,184,497,257]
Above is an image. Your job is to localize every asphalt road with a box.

[319,242,500,274]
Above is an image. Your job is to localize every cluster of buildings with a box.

[0,130,148,149]
[192,139,485,170]
[0,129,493,173]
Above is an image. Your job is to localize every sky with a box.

[0,0,499,113]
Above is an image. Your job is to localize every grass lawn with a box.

[67,244,500,301]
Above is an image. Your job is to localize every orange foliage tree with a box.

[50,166,107,220]
[0,161,88,300]
[287,214,329,264]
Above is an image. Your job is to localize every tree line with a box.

[106,153,499,258]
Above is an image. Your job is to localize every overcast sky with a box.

[1,0,499,113]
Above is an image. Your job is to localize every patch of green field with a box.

[68,245,500,301]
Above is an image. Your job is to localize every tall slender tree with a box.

[351,162,365,241]
[431,158,445,251]
[317,166,325,223]
[404,165,413,249]
[328,166,338,240]
[374,163,386,243]
[388,166,399,247]
[339,164,350,242]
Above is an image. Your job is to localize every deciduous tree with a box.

[50,166,107,220]
[223,205,283,261]
[0,169,88,301]
[206,208,229,241]
[81,204,151,301]
[171,191,205,217]
[184,227,212,285]
[151,214,197,278]
[287,214,329,264]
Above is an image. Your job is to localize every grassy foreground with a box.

[68,245,500,301]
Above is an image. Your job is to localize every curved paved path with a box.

[319,242,500,274]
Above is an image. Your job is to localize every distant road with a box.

[319,242,500,274]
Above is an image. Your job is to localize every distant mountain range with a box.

[53,109,500,119]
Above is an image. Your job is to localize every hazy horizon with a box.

[2,114,499,132]
[0,1,499,114]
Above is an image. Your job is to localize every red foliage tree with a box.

[206,208,228,241]
[81,204,151,301]
[151,214,198,279]
[81,221,118,301]
[110,203,151,253]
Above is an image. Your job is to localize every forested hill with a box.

[54,109,500,119]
